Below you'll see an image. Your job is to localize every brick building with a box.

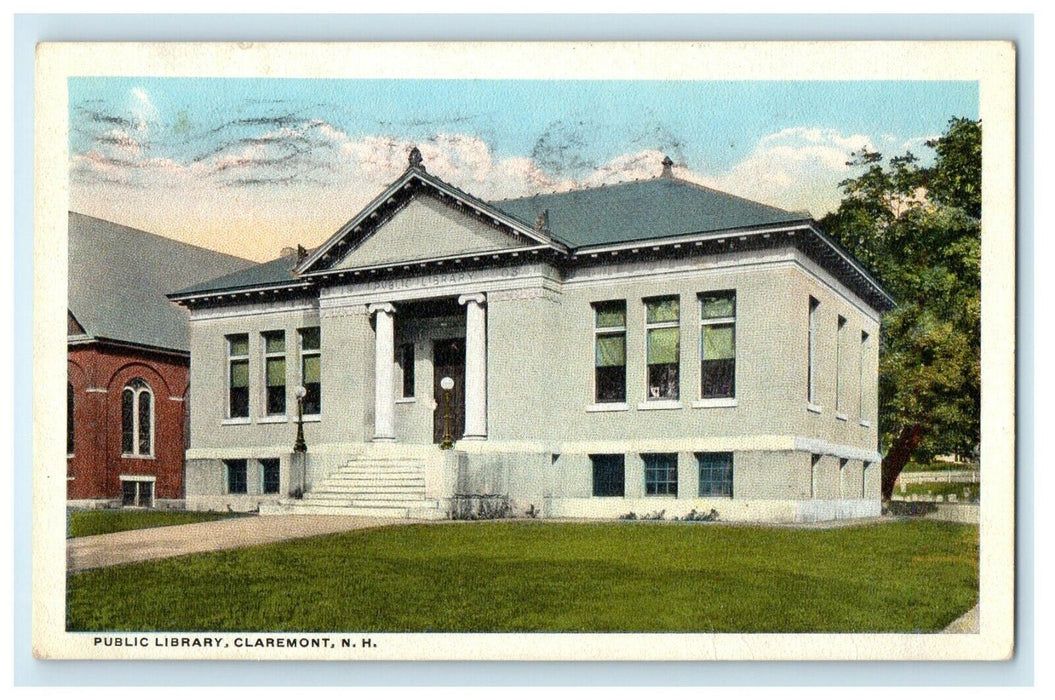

[67,212,252,507]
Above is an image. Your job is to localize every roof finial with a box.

[535,209,549,232]
[408,146,424,170]
[661,155,674,178]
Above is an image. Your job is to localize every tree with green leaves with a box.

[820,117,981,498]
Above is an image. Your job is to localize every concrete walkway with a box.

[943,605,980,633]
[67,515,408,573]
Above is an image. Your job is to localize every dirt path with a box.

[67,515,408,573]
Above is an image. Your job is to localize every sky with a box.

[68,78,978,262]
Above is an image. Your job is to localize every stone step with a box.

[312,487,425,496]
[327,472,425,480]
[304,493,426,503]
[293,498,440,510]
[286,504,414,517]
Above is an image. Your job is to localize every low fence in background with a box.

[896,470,980,485]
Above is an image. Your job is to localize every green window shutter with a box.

[595,304,626,328]
[302,355,320,383]
[265,333,285,354]
[595,334,626,367]
[300,327,320,351]
[229,335,248,356]
[266,357,286,386]
[646,298,679,323]
[230,360,249,388]
[647,327,680,364]
[702,324,735,360]
[701,292,735,319]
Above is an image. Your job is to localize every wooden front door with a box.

[433,338,466,443]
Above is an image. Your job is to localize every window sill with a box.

[806,403,823,414]
[258,415,289,424]
[692,398,737,409]
[120,454,155,460]
[395,397,416,404]
[835,412,848,422]
[302,414,321,423]
[860,419,872,428]
[222,417,251,426]
[638,400,683,411]
[586,402,630,413]
[67,453,74,459]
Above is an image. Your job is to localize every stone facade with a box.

[172,157,890,521]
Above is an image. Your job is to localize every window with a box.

[862,462,871,497]
[810,453,822,498]
[261,458,280,495]
[226,459,248,495]
[67,382,75,455]
[121,478,154,507]
[644,453,678,496]
[263,331,286,416]
[836,316,846,412]
[839,458,848,498]
[227,334,250,418]
[699,291,736,399]
[299,327,321,415]
[591,454,625,497]
[645,297,680,400]
[859,331,870,420]
[399,343,415,398]
[807,297,819,404]
[593,301,626,403]
[697,452,733,497]
[121,378,153,457]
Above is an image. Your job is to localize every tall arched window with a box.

[121,378,154,457]
[67,382,75,455]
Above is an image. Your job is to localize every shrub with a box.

[450,494,512,520]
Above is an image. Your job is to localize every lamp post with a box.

[291,385,307,499]
[294,385,307,453]
[439,376,455,450]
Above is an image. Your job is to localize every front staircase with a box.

[274,455,446,519]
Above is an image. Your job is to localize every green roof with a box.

[491,177,805,248]
[172,255,301,297]
[176,175,809,297]
[68,212,254,352]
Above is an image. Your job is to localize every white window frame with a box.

[121,379,155,458]
[859,330,871,425]
[810,453,822,499]
[592,300,628,407]
[259,458,281,495]
[807,297,820,409]
[120,474,156,508]
[643,296,681,404]
[299,327,322,417]
[835,315,847,418]
[698,290,737,404]
[261,330,287,418]
[226,334,250,422]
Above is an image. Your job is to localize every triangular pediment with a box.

[333,194,530,269]
[296,166,566,275]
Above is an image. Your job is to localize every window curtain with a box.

[595,335,626,367]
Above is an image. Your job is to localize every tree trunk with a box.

[881,423,925,499]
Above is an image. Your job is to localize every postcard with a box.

[34,40,1015,661]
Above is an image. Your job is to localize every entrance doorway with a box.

[433,338,466,443]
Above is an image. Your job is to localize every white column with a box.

[459,293,487,440]
[369,303,397,441]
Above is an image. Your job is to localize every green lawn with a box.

[67,509,243,538]
[67,520,978,633]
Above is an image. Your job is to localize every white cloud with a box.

[71,121,933,260]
